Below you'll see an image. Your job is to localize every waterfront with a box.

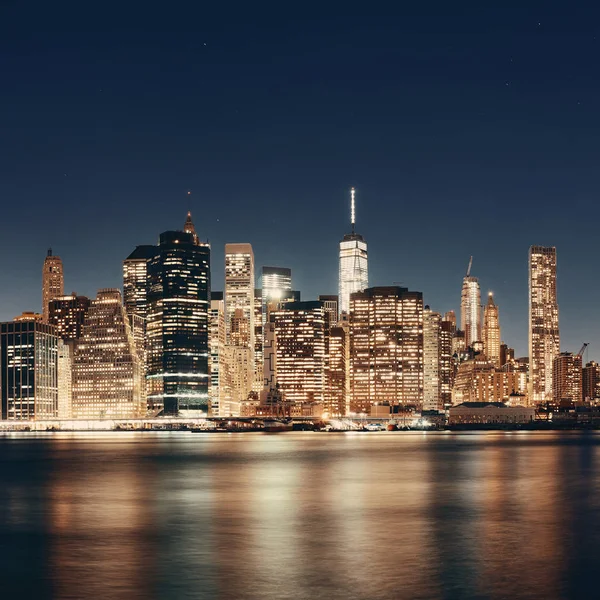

[1,432,600,599]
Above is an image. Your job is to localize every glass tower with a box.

[339,188,368,316]
[461,277,481,347]
[147,231,211,415]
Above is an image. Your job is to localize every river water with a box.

[1,431,599,599]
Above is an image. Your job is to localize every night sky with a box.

[1,4,599,359]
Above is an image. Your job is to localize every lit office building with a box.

[500,343,515,367]
[0,320,58,420]
[501,358,529,400]
[349,287,424,413]
[221,345,253,417]
[339,188,368,316]
[72,289,143,419]
[444,310,457,328]
[225,243,255,345]
[461,259,481,347]
[271,301,329,404]
[552,352,582,403]
[147,230,211,415]
[327,326,347,416]
[440,318,455,407]
[13,312,43,322]
[583,361,600,402]
[261,267,292,325]
[209,292,226,415]
[529,246,560,403]
[319,295,339,326]
[42,248,64,323]
[423,306,442,411]
[254,289,263,392]
[483,292,501,367]
[48,294,91,341]
[452,357,524,405]
[57,340,73,419]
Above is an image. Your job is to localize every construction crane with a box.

[578,343,589,358]
[466,256,473,277]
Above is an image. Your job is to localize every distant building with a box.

[461,260,481,347]
[327,326,347,416]
[529,246,560,403]
[72,289,143,419]
[583,361,600,402]
[146,230,211,415]
[440,318,455,406]
[339,188,368,316]
[271,301,329,404]
[57,340,73,419]
[42,249,64,323]
[349,286,424,413]
[552,352,582,403]
[13,312,43,323]
[483,292,501,367]
[319,295,339,326]
[261,267,292,326]
[225,243,255,348]
[448,402,535,425]
[423,306,442,411]
[0,320,58,420]
[209,292,226,415]
[48,294,91,341]
[500,343,514,367]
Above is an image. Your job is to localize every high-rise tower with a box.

[460,257,481,347]
[261,267,292,326]
[225,244,255,349]
[339,188,368,316]
[423,306,442,411]
[529,246,560,403]
[147,231,211,415]
[42,249,64,323]
[483,292,501,367]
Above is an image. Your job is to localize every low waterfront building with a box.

[448,402,535,425]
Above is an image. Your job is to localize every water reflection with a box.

[0,432,600,599]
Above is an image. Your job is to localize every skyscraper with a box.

[349,287,424,413]
[483,292,501,367]
[440,318,455,407]
[339,188,368,316]
[147,230,211,415]
[0,319,58,420]
[209,292,226,415]
[460,257,481,347]
[183,210,200,245]
[261,266,292,326]
[72,289,143,419]
[271,301,329,404]
[583,361,600,402]
[529,246,560,403]
[48,294,91,341]
[225,244,255,350]
[319,295,339,326]
[42,249,64,323]
[423,306,442,411]
[327,326,348,416]
[552,352,582,403]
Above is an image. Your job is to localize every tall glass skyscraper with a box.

[147,230,211,415]
[529,246,560,403]
[339,188,368,316]
[261,266,292,326]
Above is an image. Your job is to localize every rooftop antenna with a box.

[350,187,356,233]
[466,255,473,277]
[187,190,192,215]
[47,247,52,257]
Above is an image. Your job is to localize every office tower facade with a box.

[0,320,58,420]
[440,318,455,407]
[327,326,347,416]
[319,295,339,326]
[552,352,582,403]
[529,246,560,403]
[271,301,329,404]
[261,267,292,325]
[339,188,368,316]
[42,249,64,323]
[500,343,514,367]
[209,292,226,415]
[483,292,501,367]
[147,231,211,415]
[444,310,457,328]
[461,260,481,347]
[72,289,143,419]
[583,361,600,402]
[423,306,442,411]
[452,357,525,405]
[57,340,73,419]
[48,294,91,341]
[123,245,156,320]
[253,289,263,392]
[349,287,424,413]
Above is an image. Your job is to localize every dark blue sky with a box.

[1,3,599,359]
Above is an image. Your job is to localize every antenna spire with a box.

[350,187,356,233]
[466,255,473,277]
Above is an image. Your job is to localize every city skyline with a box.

[2,8,600,360]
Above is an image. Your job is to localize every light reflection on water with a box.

[1,432,599,599]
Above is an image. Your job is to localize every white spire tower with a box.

[338,187,368,316]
